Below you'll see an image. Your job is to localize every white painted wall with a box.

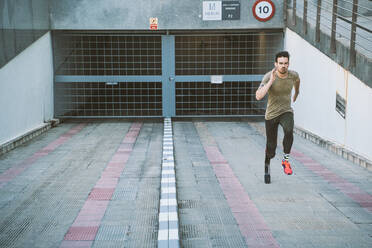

[285,28,372,161]
[0,32,54,145]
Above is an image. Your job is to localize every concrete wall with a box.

[0,0,50,68]
[50,0,284,30]
[0,32,54,146]
[285,28,372,161]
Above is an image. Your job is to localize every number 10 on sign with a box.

[252,0,275,22]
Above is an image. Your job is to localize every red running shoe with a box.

[282,160,293,175]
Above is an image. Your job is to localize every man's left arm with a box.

[293,78,300,102]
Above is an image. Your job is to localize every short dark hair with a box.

[275,51,290,62]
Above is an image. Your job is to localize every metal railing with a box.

[285,0,372,67]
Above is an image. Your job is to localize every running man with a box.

[256,51,300,183]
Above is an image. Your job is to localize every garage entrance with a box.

[53,31,282,118]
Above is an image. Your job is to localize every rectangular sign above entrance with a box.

[203,1,240,21]
[203,1,222,21]
[222,1,240,20]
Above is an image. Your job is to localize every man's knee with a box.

[265,143,277,159]
[280,112,294,132]
[266,152,275,160]
[283,128,293,137]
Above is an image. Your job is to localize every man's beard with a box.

[278,68,287,74]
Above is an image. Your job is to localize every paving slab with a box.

[175,120,372,248]
[0,119,371,247]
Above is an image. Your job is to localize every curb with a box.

[294,126,372,171]
[0,119,60,156]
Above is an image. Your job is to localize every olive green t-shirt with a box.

[260,70,300,120]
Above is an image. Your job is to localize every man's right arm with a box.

[256,69,275,100]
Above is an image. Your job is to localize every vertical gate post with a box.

[316,0,322,42]
[349,0,358,68]
[162,35,176,117]
[284,0,287,25]
[303,0,308,35]
[330,0,338,53]
[292,0,297,26]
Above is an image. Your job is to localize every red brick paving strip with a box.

[250,122,372,213]
[0,124,86,189]
[196,122,280,248]
[60,122,142,248]
[291,149,372,212]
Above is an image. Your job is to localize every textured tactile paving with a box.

[180,224,208,239]
[88,188,115,200]
[60,240,93,248]
[210,235,246,248]
[178,200,201,209]
[64,226,99,241]
[111,189,137,200]
[61,123,142,245]
[1,120,371,247]
[95,225,128,241]
[0,124,86,189]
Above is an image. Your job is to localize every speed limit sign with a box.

[252,0,275,22]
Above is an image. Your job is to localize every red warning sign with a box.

[150,17,158,30]
[252,0,275,22]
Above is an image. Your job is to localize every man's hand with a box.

[293,78,300,102]
[292,93,298,102]
[256,68,276,101]
[269,67,277,82]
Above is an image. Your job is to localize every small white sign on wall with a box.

[211,75,223,84]
[203,1,222,21]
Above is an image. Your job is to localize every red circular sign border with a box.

[252,0,276,22]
